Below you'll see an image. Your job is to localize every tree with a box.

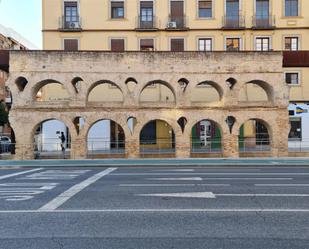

[0,101,8,126]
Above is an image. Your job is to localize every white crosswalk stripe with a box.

[19,170,90,180]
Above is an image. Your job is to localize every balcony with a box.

[166,15,188,30]
[59,16,82,31]
[136,16,158,31]
[222,15,245,29]
[252,15,275,29]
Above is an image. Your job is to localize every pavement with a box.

[0,166,309,248]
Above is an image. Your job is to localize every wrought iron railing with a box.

[137,15,157,29]
[166,15,188,29]
[252,15,275,29]
[222,15,245,29]
[59,16,82,31]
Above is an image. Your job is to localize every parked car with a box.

[0,136,12,153]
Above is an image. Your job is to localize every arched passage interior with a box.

[191,120,222,155]
[140,120,175,156]
[34,119,71,159]
[239,119,271,152]
[87,120,125,158]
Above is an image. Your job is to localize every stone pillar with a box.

[223,133,239,158]
[176,134,191,158]
[126,137,140,158]
[70,136,87,159]
[13,144,35,160]
[272,133,289,158]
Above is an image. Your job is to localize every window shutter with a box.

[140,1,153,8]
[111,1,124,8]
[171,39,184,52]
[64,1,77,7]
[64,39,78,51]
[111,39,125,52]
[199,1,211,8]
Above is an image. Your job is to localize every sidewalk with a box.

[1,158,309,168]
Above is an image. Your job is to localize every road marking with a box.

[202,178,293,180]
[119,184,230,187]
[147,177,203,181]
[255,184,309,187]
[137,192,216,198]
[217,194,309,197]
[20,170,90,180]
[2,209,309,213]
[112,173,309,176]
[39,168,117,211]
[0,183,58,201]
[0,168,43,180]
[153,169,195,172]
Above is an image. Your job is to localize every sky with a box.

[0,0,42,49]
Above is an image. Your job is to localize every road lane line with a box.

[202,178,293,180]
[111,173,309,176]
[39,168,117,211]
[119,184,230,187]
[217,194,309,197]
[147,177,203,181]
[2,209,309,213]
[0,168,43,180]
[255,184,309,187]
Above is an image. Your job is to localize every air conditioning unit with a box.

[69,22,77,28]
[167,21,177,29]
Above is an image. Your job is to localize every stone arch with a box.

[125,77,138,93]
[72,77,83,93]
[87,80,124,102]
[15,76,28,92]
[86,119,126,158]
[178,78,189,92]
[73,116,85,135]
[238,118,272,153]
[139,119,176,157]
[190,81,223,103]
[190,119,223,156]
[140,80,176,104]
[32,79,70,102]
[239,80,274,102]
[32,118,72,159]
[226,77,237,89]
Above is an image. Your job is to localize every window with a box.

[140,39,154,51]
[110,39,125,51]
[285,72,300,85]
[289,117,301,140]
[64,1,79,28]
[140,121,157,144]
[111,1,124,18]
[139,1,154,28]
[170,38,184,52]
[198,0,212,18]
[285,0,298,16]
[198,38,212,51]
[256,0,269,18]
[255,37,270,51]
[63,39,78,51]
[285,37,299,51]
[226,38,240,51]
[226,0,239,17]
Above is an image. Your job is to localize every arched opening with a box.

[34,119,71,159]
[73,116,85,135]
[0,126,15,156]
[34,81,70,102]
[127,116,137,135]
[191,119,222,157]
[140,120,175,157]
[226,77,237,89]
[140,81,175,104]
[239,119,271,155]
[72,77,83,93]
[125,77,137,93]
[88,81,123,102]
[239,83,269,102]
[87,120,125,158]
[178,78,189,92]
[190,81,222,103]
[15,77,28,92]
[177,117,187,133]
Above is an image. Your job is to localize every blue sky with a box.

[0,0,42,48]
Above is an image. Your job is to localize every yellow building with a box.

[41,0,309,150]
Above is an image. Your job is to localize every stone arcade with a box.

[7,51,289,159]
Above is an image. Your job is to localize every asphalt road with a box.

[0,166,309,249]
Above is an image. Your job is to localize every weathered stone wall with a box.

[6,51,290,159]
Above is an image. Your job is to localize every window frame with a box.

[285,71,301,86]
[169,37,186,52]
[197,37,213,51]
[283,36,300,51]
[109,37,126,51]
[110,0,125,19]
[254,36,272,51]
[62,38,80,51]
[197,0,213,19]
[139,38,155,51]
[284,0,299,17]
[225,36,242,51]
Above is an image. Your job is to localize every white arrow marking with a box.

[137,192,216,198]
[147,177,203,181]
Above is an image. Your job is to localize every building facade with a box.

[40,0,309,153]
